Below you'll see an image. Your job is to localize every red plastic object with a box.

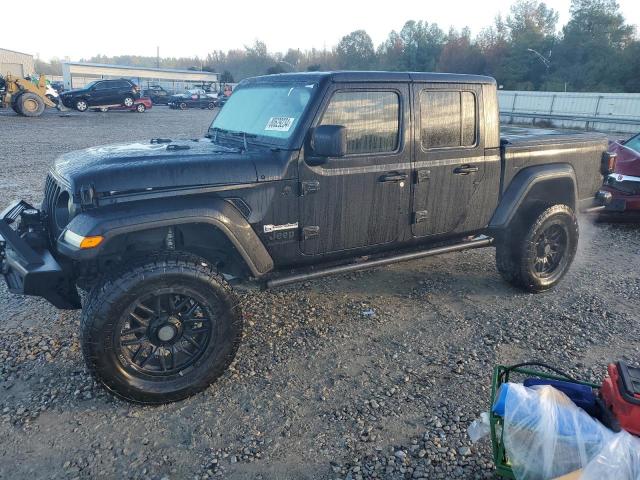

[601,362,640,436]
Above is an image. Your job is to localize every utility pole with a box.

[156,46,160,69]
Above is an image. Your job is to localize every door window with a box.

[420,90,477,149]
[320,91,400,155]
[93,82,109,90]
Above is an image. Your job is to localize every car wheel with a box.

[136,103,146,113]
[75,99,88,112]
[100,107,109,112]
[207,102,216,110]
[179,102,187,110]
[18,92,46,117]
[81,252,243,404]
[123,96,135,107]
[496,204,578,292]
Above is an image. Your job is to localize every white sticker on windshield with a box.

[265,117,295,132]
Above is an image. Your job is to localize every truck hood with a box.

[52,139,259,195]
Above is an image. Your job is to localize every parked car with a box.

[0,71,612,404]
[92,97,153,113]
[217,85,233,108]
[59,78,140,112]
[599,132,640,214]
[143,85,171,105]
[168,91,216,110]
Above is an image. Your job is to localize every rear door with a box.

[108,81,130,104]
[299,83,412,255]
[411,84,491,236]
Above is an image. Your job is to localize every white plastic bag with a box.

[499,382,640,480]
[468,411,491,443]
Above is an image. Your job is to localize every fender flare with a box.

[489,163,578,230]
[58,196,274,277]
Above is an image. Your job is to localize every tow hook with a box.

[596,190,613,205]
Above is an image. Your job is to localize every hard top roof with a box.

[243,71,496,85]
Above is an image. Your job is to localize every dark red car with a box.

[599,132,640,214]
[92,97,153,113]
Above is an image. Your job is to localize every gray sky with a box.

[5,0,639,61]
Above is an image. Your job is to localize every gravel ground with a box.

[0,107,639,480]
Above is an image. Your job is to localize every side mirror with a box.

[311,125,347,159]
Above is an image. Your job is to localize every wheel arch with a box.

[489,163,577,233]
[59,197,274,278]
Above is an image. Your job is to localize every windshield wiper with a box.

[208,127,259,151]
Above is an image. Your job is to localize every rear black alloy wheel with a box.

[496,204,578,292]
[532,224,567,277]
[81,253,243,404]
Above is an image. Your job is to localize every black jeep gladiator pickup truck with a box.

[0,71,614,403]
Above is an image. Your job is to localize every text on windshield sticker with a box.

[265,117,295,132]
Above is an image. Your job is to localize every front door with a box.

[411,84,491,237]
[87,81,110,106]
[299,84,411,255]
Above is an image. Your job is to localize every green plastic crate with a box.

[489,364,600,478]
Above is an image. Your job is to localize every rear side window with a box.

[420,90,477,149]
[320,91,400,155]
[93,82,109,90]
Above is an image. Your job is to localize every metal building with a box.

[62,62,219,94]
[0,48,35,78]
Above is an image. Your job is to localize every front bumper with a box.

[0,201,81,309]
[597,187,640,212]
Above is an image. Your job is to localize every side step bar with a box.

[265,236,494,289]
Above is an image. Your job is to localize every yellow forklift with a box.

[0,73,58,117]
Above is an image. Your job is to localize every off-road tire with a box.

[10,92,23,114]
[17,92,45,117]
[80,252,243,404]
[496,204,578,292]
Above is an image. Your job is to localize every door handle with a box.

[379,172,408,183]
[453,165,479,175]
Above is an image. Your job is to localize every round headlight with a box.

[54,191,71,230]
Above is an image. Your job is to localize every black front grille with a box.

[42,174,62,243]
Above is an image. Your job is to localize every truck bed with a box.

[500,130,608,204]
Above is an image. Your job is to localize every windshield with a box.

[624,133,640,154]
[209,83,316,145]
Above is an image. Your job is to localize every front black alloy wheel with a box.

[81,253,243,404]
[117,291,213,376]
